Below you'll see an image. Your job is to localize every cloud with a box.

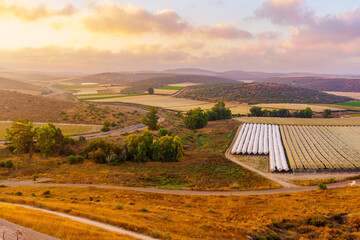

[196,24,252,39]
[83,2,187,35]
[83,2,251,39]
[0,0,77,22]
[254,0,314,25]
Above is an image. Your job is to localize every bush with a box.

[318,182,327,190]
[5,160,13,169]
[83,138,122,164]
[307,216,327,227]
[158,128,170,136]
[101,120,111,132]
[67,155,84,165]
[15,192,22,196]
[184,107,208,130]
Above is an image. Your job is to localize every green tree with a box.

[5,118,34,156]
[83,138,122,164]
[148,87,154,94]
[141,107,160,130]
[206,100,232,121]
[156,135,184,162]
[35,123,65,157]
[249,106,264,117]
[323,109,332,118]
[101,120,111,132]
[184,107,208,130]
[123,130,154,162]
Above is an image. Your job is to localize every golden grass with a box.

[152,89,179,95]
[0,186,359,240]
[237,117,360,126]
[255,103,344,112]
[168,83,202,87]
[0,122,101,140]
[0,203,137,240]
[325,91,360,100]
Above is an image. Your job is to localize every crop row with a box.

[231,123,289,172]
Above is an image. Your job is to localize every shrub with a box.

[113,204,123,210]
[184,107,208,130]
[32,174,39,181]
[42,190,51,195]
[307,216,327,227]
[158,128,170,136]
[318,182,327,190]
[101,120,111,132]
[83,138,122,164]
[67,155,84,165]
[15,192,22,196]
[5,160,13,169]
[141,208,149,212]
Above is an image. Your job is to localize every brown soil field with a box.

[0,186,358,240]
[0,89,142,125]
[325,91,360,100]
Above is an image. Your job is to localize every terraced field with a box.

[232,123,360,172]
[281,125,360,171]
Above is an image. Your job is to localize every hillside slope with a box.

[177,83,352,104]
[0,77,45,93]
[121,75,236,94]
[262,77,360,92]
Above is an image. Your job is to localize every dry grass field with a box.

[255,103,344,112]
[0,204,136,240]
[237,117,360,126]
[0,77,46,95]
[0,89,142,125]
[168,82,202,87]
[0,186,359,240]
[325,91,360,100]
[0,122,101,140]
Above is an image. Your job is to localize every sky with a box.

[1,0,360,74]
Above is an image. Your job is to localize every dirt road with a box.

[0,218,59,240]
[0,203,156,240]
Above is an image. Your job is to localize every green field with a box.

[53,84,100,89]
[337,101,360,107]
[160,86,184,90]
[79,94,142,101]
[0,122,102,140]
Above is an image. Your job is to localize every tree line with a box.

[248,106,332,118]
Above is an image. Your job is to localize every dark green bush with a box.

[307,216,327,227]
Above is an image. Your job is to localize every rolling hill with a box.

[261,76,360,92]
[120,75,237,94]
[0,77,46,93]
[177,83,353,104]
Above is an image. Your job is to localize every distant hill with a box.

[163,68,217,75]
[176,83,352,104]
[261,76,360,92]
[0,77,46,93]
[121,75,237,94]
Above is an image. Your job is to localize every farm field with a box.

[338,101,360,107]
[281,125,360,171]
[0,186,359,240]
[168,82,202,87]
[237,117,360,126]
[255,103,344,112]
[148,89,179,95]
[325,91,360,100]
[0,122,101,140]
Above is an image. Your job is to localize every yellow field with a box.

[0,122,101,140]
[255,103,344,112]
[0,204,136,240]
[0,186,359,240]
[150,89,179,95]
[237,117,360,125]
[325,91,360,100]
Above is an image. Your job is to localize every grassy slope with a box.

[338,101,360,107]
[0,186,359,240]
[263,76,360,92]
[121,75,236,94]
[178,83,353,104]
[0,89,142,125]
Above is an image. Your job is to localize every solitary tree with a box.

[155,135,184,162]
[148,87,154,94]
[206,100,232,121]
[323,109,332,118]
[35,123,64,157]
[6,118,34,156]
[184,107,208,129]
[141,107,160,130]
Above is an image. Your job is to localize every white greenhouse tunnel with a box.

[231,123,290,172]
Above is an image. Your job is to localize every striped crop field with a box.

[237,117,360,126]
[231,123,360,172]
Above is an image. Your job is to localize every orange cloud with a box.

[0,0,77,22]
[196,24,252,39]
[83,2,187,35]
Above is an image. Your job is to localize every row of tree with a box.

[249,106,316,118]
[83,130,184,164]
[6,119,75,157]
[184,101,232,130]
